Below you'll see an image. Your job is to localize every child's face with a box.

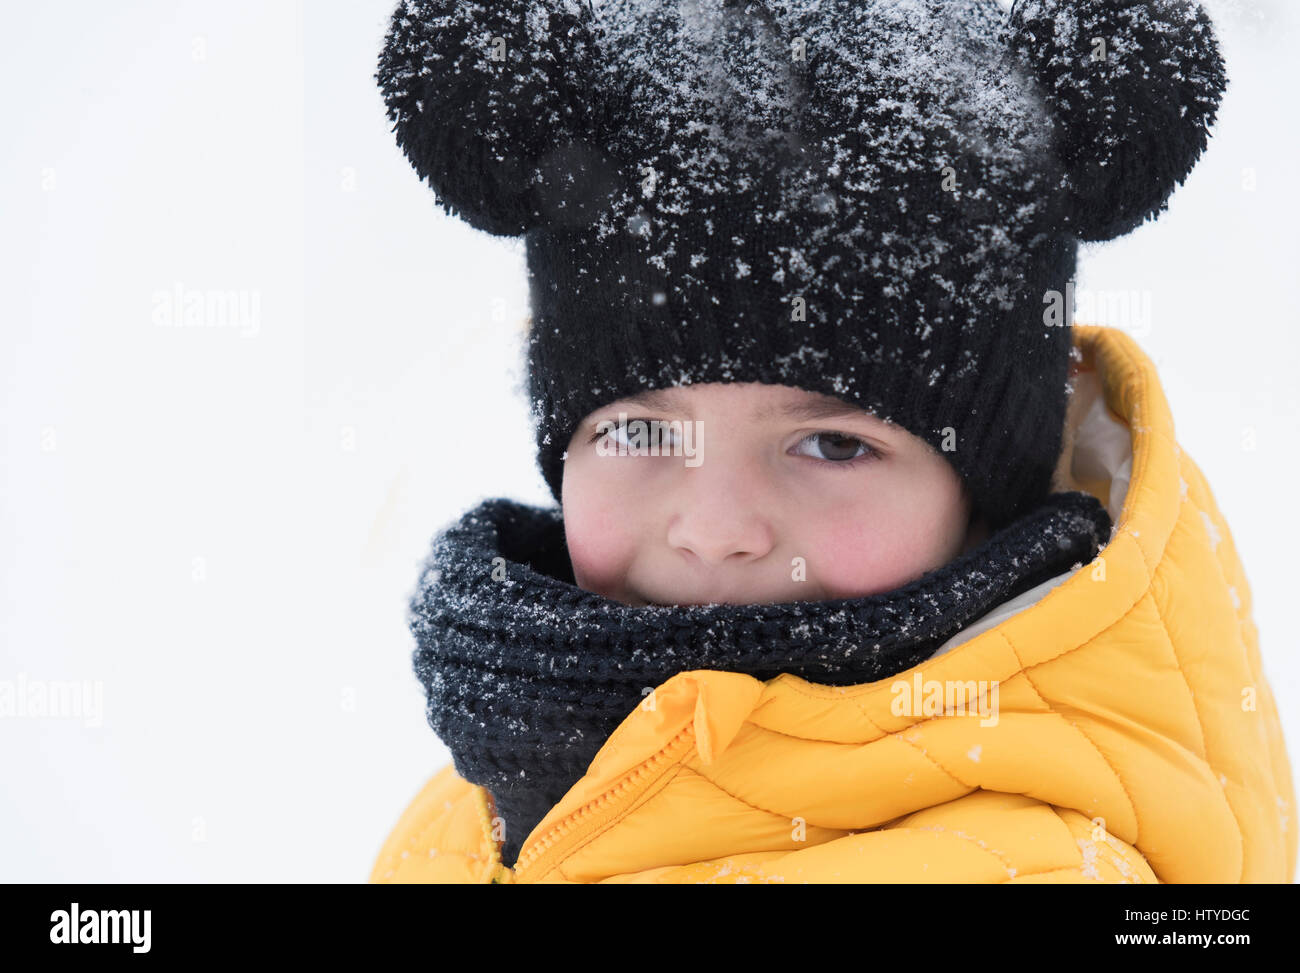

[561,382,982,607]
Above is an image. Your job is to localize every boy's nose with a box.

[663,464,776,567]
[669,528,772,566]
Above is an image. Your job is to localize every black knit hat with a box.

[377,0,1226,530]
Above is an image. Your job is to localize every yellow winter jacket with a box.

[370,323,1296,884]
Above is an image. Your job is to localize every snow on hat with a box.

[376,0,1226,529]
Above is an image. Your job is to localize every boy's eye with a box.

[792,431,877,464]
[588,418,678,450]
[586,422,877,466]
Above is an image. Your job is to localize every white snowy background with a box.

[1,0,1295,881]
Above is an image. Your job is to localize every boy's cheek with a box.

[801,520,908,597]
[563,479,642,593]
[566,530,638,598]
[800,514,944,598]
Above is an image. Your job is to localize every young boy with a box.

[369,0,1296,882]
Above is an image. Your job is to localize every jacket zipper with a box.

[505,725,698,883]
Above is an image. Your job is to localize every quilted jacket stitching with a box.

[892,732,976,792]
[997,865,1095,884]
[906,823,1018,875]
[1149,489,1249,881]
[996,627,1144,846]
[1180,451,1292,856]
[676,763,829,828]
[757,561,1153,745]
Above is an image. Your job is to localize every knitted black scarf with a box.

[408,490,1112,865]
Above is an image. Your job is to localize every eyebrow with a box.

[604,387,883,425]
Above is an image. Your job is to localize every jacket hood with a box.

[925,337,1137,659]
[372,324,1297,884]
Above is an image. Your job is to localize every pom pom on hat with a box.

[375,0,626,237]
[1007,0,1228,242]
